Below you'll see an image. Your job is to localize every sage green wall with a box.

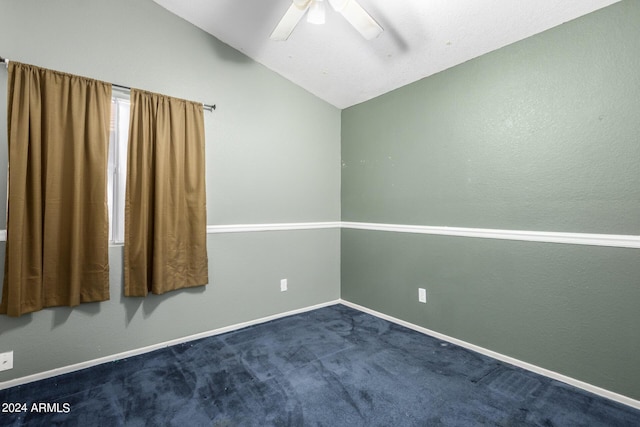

[342,2,640,235]
[341,1,640,400]
[0,0,340,382]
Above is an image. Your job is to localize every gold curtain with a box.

[124,89,208,296]
[1,62,111,317]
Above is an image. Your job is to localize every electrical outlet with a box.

[0,351,13,372]
[418,288,427,303]
[280,279,288,292]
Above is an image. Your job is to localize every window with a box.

[108,95,129,244]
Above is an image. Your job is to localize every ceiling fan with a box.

[270,0,383,41]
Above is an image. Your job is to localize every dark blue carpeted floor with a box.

[1,304,639,426]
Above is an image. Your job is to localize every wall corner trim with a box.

[339,299,640,411]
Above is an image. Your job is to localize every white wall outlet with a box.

[418,288,427,303]
[280,279,288,292]
[0,351,13,372]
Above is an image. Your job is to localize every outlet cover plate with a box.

[0,351,13,372]
[418,288,427,303]
[280,279,288,292]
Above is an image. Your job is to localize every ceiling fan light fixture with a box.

[270,0,381,41]
[307,0,326,25]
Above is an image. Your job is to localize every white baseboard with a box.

[0,299,340,391]
[2,298,639,411]
[339,299,640,411]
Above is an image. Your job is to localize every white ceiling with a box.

[153,0,620,109]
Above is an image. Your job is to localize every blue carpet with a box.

[1,304,639,426]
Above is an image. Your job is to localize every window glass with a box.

[108,96,129,244]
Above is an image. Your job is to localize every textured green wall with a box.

[0,0,340,382]
[341,1,640,399]
[342,2,640,235]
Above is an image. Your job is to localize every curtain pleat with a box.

[1,62,111,317]
[124,89,208,296]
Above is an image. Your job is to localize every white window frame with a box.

[108,94,129,244]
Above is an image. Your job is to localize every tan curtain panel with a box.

[124,89,208,296]
[1,62,111,317]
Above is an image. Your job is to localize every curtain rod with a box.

[0,56,216,112]
[112,83,216,112]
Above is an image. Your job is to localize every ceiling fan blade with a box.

[270,1,311,41]
[329,0,383,40]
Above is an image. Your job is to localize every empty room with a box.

[0,0,638,425]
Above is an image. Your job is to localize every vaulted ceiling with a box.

[153,0,620,109]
